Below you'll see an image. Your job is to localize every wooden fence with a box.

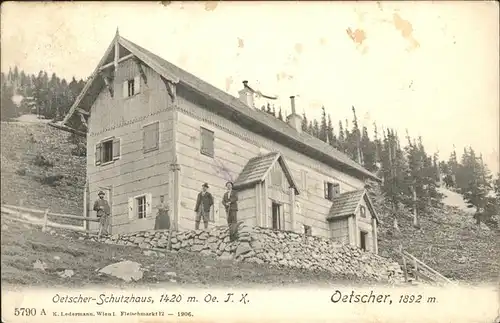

[1,203,99,234]
[398,244,457,286]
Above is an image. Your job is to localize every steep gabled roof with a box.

[60,32,381,183]
[326,189,379,222]
[233,152,300,195]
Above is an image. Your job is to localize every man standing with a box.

[93,191,111,239]
[154,195,170,230]
[222,181,238,241]
[194,183,214,230]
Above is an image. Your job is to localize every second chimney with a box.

[238,80,255,108]
[287,95,303,133]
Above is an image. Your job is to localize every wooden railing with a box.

[398,244,457,286]
[1,203,98,234]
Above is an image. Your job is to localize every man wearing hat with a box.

[194,183,214,230]
[93,190,111,238]
[222,181,239,241]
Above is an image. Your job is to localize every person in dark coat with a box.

[194,183,214,230]
[222,181,238,241]
[93,191,111,239]
[154,195,170,230]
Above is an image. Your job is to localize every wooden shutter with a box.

[200,128,214,157]
[152,122,159,149]
[143,122,159,152]
[95,142,102,166]
[123,81,128,98]
[134,75,141,94]
[145,193,152,217]
[128,197,134,220]
[112,138,121,160]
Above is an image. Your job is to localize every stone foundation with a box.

[85,223,404,283]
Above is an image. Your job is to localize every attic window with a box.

[360,205,366,218]
[123,76,141,98]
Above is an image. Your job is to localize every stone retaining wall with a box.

[86,223,404,283]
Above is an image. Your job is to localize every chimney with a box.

[287,96,303,133]
[291,96,297,114]
[238,80,255,108]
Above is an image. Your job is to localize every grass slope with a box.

[1,120,85,223]
[1,216,368,288]
[377,206,500,284]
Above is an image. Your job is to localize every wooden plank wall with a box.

[87,59,174,234]
[175,93,366,238]
[329,218,350,244]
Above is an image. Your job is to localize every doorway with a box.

[360,230,368,251]
[272,202,281,230]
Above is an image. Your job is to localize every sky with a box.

[1,1,499,173]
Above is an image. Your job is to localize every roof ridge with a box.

[66,34,380,183]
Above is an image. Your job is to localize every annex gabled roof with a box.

[233,152,300,195]
[59,31,381,183]
[326,189,379,223]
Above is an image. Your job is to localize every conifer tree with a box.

[278,107,284,121]
[301,112,308,132]
[313,119,320,138]
[308,120,314,135]
[327,114,337,147]
[319,106,328,142]
[338,121,345,152]
[361,126,377,172]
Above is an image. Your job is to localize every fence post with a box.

[42,209,49,232]
[413,256,419,282]
[399,245,408,283]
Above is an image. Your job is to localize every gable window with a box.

[123,76,141,98]
[95,137,121,166]
[359,205,366,218]
[324,181,340,201]
[200,127,214,157]
[136,195,146,219]
[143,121,160,153]
[304,225,312,236]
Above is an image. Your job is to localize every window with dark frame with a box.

[272,202,281,230]
[95,137,120,166]
[136,195,146,219]
[127,79,135,97]
[123,76,141,98]
[304,225,312,236]
[324,181,340,201]
[102,139,113,163]
[200,127,214,157]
